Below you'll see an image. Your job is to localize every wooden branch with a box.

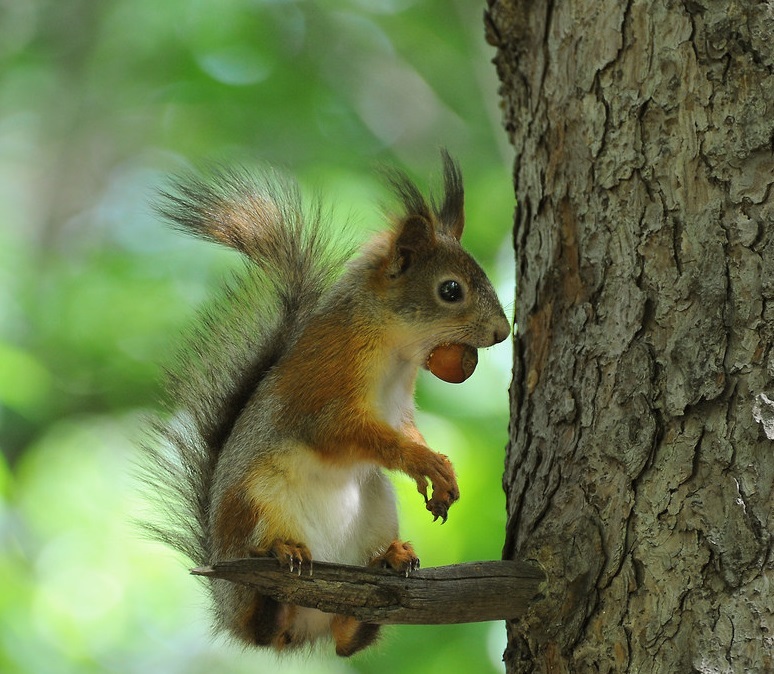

[191,558,544,625]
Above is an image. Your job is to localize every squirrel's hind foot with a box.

[250,539,313,576]
[369,540,420,577]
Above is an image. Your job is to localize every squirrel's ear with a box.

[442,207,464,241]
[386,216,435,277]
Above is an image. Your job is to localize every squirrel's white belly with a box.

[256,446,400,644]
[296,464,369,564]
[252,444,400,565]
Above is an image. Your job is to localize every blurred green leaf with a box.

[0,1,513,672]
[0,343,52,419]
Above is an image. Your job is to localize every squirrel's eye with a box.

[438,279,463,303]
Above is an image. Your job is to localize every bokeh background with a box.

[0,1,516,672]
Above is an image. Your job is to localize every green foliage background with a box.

[0,1,515,672]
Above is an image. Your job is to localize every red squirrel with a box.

[142,152,510,656]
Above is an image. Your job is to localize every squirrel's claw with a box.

[370,540,420,576]
[426,498,449,523]
[426,482,459,523]
[267,539,313,576]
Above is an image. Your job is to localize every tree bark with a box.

[486,0,774,671]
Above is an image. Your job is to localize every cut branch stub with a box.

[191,558,544,625]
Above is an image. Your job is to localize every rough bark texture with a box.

[486,0,774,671]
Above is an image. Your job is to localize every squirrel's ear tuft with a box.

[386,216,435,278]
[436,150,464,241]
[382,168,432,223]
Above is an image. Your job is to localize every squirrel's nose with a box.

[492,316,510,344]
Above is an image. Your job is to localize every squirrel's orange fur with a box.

[141,153,509,656]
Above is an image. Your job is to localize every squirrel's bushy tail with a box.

[139,166,352,567]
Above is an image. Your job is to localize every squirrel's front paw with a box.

[259,539,313,575]
[426,493,457,522]
[426,485,459,523]
[370,540,420,577]
[419,453,459,523]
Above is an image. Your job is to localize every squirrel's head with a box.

[364,152,510,360]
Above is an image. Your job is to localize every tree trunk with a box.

[486,0,774,671]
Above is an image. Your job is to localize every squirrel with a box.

[141,151,510,657]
